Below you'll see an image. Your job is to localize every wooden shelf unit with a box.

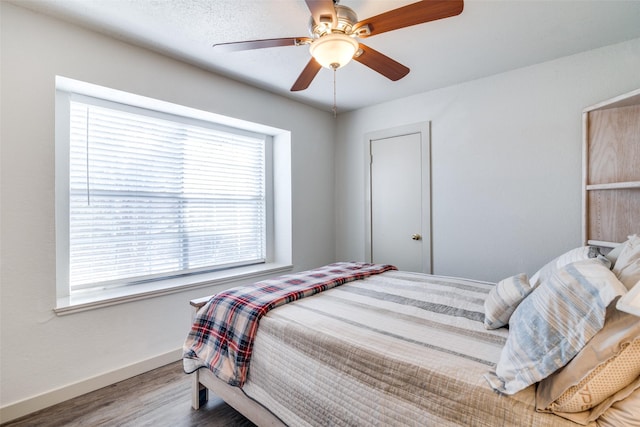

[582,88,640,248]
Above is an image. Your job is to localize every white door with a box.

[367,126,431,273]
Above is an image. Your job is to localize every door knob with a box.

[411,234,422,241]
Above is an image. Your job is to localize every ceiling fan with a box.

[212,0,464,92]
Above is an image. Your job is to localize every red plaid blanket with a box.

[183,262,397,386]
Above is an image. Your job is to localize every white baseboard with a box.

[0,348,183,424]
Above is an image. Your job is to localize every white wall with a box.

[3,0,640,421]
[335,37,640,282]
[0,2,335,420]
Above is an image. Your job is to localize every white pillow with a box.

[612,234,640,290]
[484,273,533,330]
[605,241,626,268]
[485,259,627,395]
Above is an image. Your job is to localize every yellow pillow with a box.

[552,339,640,412]
[536,305,640,423]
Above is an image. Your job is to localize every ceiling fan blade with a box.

[353,44,410,81]
[305,0,338,28]
[355,0,463,38]
[291,58,322,92]
[213,37,311,52]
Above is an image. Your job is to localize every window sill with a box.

[54,263,293,316]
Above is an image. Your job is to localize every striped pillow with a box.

[484,273,533,329]
[485,259,627,395]
[530,246,604,288]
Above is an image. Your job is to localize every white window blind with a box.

[68,99,266,290]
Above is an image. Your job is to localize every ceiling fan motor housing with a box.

[309,5,358,37]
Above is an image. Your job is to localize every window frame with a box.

[54,77,292,314]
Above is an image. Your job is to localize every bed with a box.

[183,89,640,426]
[183,254,640,426]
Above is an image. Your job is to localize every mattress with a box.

[238,270,593,426]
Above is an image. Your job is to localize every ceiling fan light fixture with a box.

[309,33,358,69]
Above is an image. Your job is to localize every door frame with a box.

[364,122,432,273]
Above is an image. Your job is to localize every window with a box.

[67,99,267,290]
[55,78,292,309]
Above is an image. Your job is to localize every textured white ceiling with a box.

[13,0,640,112]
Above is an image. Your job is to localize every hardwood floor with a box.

[3,362,257,427]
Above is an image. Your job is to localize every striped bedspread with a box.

[240,270,595,426]
[183,262,396,386]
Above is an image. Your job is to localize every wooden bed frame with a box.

[187,88,640,426]
[582,88,640,247]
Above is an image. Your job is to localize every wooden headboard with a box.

[582,88,640,248]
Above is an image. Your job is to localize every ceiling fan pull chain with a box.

[332,64,337,118]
